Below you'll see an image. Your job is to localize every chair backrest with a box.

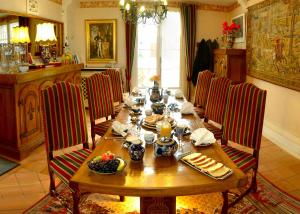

[222,83,267,150]
[86,73,115,122]
[205,77,231,124]
[41,82,88,152]
[194,70,214,108]
[102,69,123,103]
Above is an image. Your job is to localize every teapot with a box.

[148,84,163,103]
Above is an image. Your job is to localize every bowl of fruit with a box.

[88,151,127,174]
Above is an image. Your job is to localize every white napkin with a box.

[124,96,137,107]
[190,128,216,146]
[112,121,129,137]
[175,89,184,99]
[180,102,195,114]
[131,87,140,95]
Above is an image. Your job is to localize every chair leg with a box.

[49,169,57,197]
[91,133,96,150]
[72,189,80,214]
[221,191,228,214]
[251,170,258,193]
[119,195,125,202]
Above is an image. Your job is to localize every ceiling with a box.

[179,0,237,6]
[78,0,238,7]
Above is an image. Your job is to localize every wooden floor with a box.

[0,136,299,213]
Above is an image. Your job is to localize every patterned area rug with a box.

[0,157,19,176]
[25,173,300,214]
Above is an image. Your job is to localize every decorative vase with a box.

[148,81,163,103]
[129,141,145,162]
[226,34,235,48]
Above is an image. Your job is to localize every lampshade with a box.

[35,23,57,43]
[11,26,30,44]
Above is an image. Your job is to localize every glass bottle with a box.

[160,115,172,139]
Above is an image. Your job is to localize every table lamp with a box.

[11,26,30,72]
[35,23,57,64]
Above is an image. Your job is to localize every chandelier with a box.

[119,0,168,24]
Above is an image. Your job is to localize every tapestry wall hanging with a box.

[247,0,300,91]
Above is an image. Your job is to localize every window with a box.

[0,24,8,44]
[0,20,18,44]
[137,11,181,88]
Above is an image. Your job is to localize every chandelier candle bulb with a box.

[119,0,125,6]
[140,5,145,13]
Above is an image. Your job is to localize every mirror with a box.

[0,12,63,57]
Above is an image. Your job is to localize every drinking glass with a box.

[175,123,186,151]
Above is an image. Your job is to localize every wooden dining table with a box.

[70,95,247,214]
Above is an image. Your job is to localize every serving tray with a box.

[180,153,233,180]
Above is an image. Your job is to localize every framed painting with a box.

[85,19,117,63]
[27,0,39,15]
[232,13,245,43]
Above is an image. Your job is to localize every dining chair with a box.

[41,82,91,196]
[102,69,124,114]
[86,73,115,149]
[221,83,267,209]
[193,70,214,118]
[203,77,231,139]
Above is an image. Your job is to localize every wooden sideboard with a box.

[213,49,246,83]
[0,64,83,161]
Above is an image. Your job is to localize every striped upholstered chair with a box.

[221,83,266,208]
[86,73,115,148]
[102,69,124,114]
[193,70,214,118]
[203,77,231,139]
[41,82,91,196]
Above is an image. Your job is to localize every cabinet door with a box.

[74,72,82,85]
[214,55,227,78]
[18,84,41,144]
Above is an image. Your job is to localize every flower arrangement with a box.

[222,21,241,48]
[150,75,160,87]
[222,21,240,35]
[150,75,160,82]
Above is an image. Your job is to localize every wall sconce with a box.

[11,26,30,72]
[35,23,57,64]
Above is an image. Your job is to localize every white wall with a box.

[0,0,63,22]
[229,1,300,158]
[188,9,229,99]
[65,0,126,69]
[196,10,229,41]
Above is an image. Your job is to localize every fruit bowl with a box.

[88,152,127,174]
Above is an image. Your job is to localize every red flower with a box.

[222,21,240,35]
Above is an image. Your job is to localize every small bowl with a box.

[151,103,165,114]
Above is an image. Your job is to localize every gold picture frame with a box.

[85,19,117,63]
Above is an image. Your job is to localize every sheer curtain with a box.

[133,11,181,89]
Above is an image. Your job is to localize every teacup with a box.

[145,109,153,116]
[144,131,155,144]
[131,105,140,113]
[163,94,169,104]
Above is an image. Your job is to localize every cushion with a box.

[222,145,257,172]
[94,120,113,136]
[203,122,223,139]
[50,148,91,184]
